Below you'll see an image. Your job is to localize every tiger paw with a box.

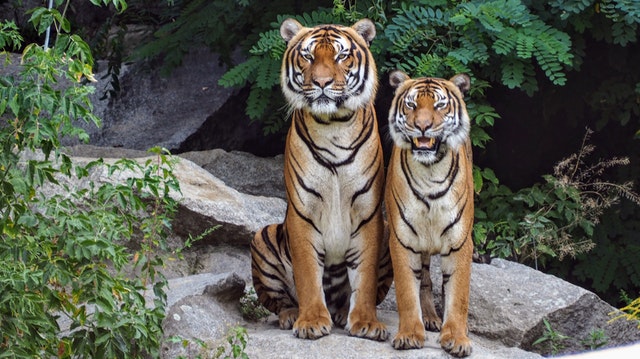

[391,330,425,350]
[278,307,299,330]
[333,307,349,328]
[347,319,389,341]
[424,315,442,332]
[292,315,332,340]
[439,330,472,357]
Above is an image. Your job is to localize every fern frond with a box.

[246,85,272,120]
[493,28,517,55]
[501,58,525,89]
[218,56,262,88]
[515,32,535,59]
[254,58,280,90]
[250,29,286,59]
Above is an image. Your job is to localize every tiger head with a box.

[279,18,378,119]
[388,71,471,165]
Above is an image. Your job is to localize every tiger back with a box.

[384,70,474,357]
[250,18,392,342]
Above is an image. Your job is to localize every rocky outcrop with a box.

[56,146,640,358]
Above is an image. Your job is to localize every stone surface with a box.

[20,146,640,358]
[179,149,286,199]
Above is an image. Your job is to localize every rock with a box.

[160,272,247,359]
[61,145,286,250]
[0,47,265,153]
[81,47,236,151]
[179,149,286,199]
[244,309,542,359]
[470,259,640,353]
[21,146,640,358]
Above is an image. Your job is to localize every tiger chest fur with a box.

[284,106,383,256]
[385,70,474,357]
[388,147,472,255]
[249,18,391,343]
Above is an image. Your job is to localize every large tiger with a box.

[249,18,392,341]
[384,70,474,357]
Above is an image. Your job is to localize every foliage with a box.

[610,296,640,329]
[170,326,250,359]
[212,0,640,297]
[532,318,571,356]
[474,129,640,268]
[0,1,191,357]
[133,0,252,74]
[533,318,611,355]
[238,287,271,322]
[218,10,342,134]
[580,328,609,350]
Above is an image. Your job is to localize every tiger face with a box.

[388,71,471,165]
[280,18,377,119]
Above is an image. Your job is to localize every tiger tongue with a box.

[413,136,437,150]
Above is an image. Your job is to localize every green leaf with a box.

[473,166,483,193]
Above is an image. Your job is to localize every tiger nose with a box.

[415,117,433,132]
[313,76,334,88]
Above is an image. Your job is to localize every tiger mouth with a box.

[411,136,440,152]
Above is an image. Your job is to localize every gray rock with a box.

[22,147,640,358]
[179,149,286,199]
[0,47,241,152]
[470,259,640,353]
[59,146,286,248]
[244,310,542,359]
[160,272,246,359]
[82,48,236,151]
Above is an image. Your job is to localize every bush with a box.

[1,1,182,357]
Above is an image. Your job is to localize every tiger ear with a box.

[281,18,304,42]
[352,19,376,46]
[389,70,410,89]
[450,73,471,95]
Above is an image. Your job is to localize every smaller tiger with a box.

[384,70,474,357]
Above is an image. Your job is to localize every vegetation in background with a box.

[3,2,640,352]
[170,326,250,359]
[215,0,640,305]
[532,318,572,356]
[239,287,271,322]
[532,318,610,356]
[0,0,196,356]
[610,295,640,328]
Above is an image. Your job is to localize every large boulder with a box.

[52,146,640,358]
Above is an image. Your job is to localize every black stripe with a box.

[290,200,322,235]
[391,187,418,237]
[392,224,421,254]
[428,152,459,200]
[442,273,451,284]
[440,195,468,237]
[251,244,284,281]
[293,110,337,173]
[400,150,431,209]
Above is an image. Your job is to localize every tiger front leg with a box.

[345,219,389,341]
[420,253,442,331]
[288,221,333,340]
[389,232,425,349]
[439,235,473,357]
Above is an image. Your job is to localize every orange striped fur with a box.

[385,71,474,357]
[250,18,392,341]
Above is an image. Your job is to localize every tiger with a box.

[384,70,474,357]
[249,18,392,341]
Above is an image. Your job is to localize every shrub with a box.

[0,1,184,357]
